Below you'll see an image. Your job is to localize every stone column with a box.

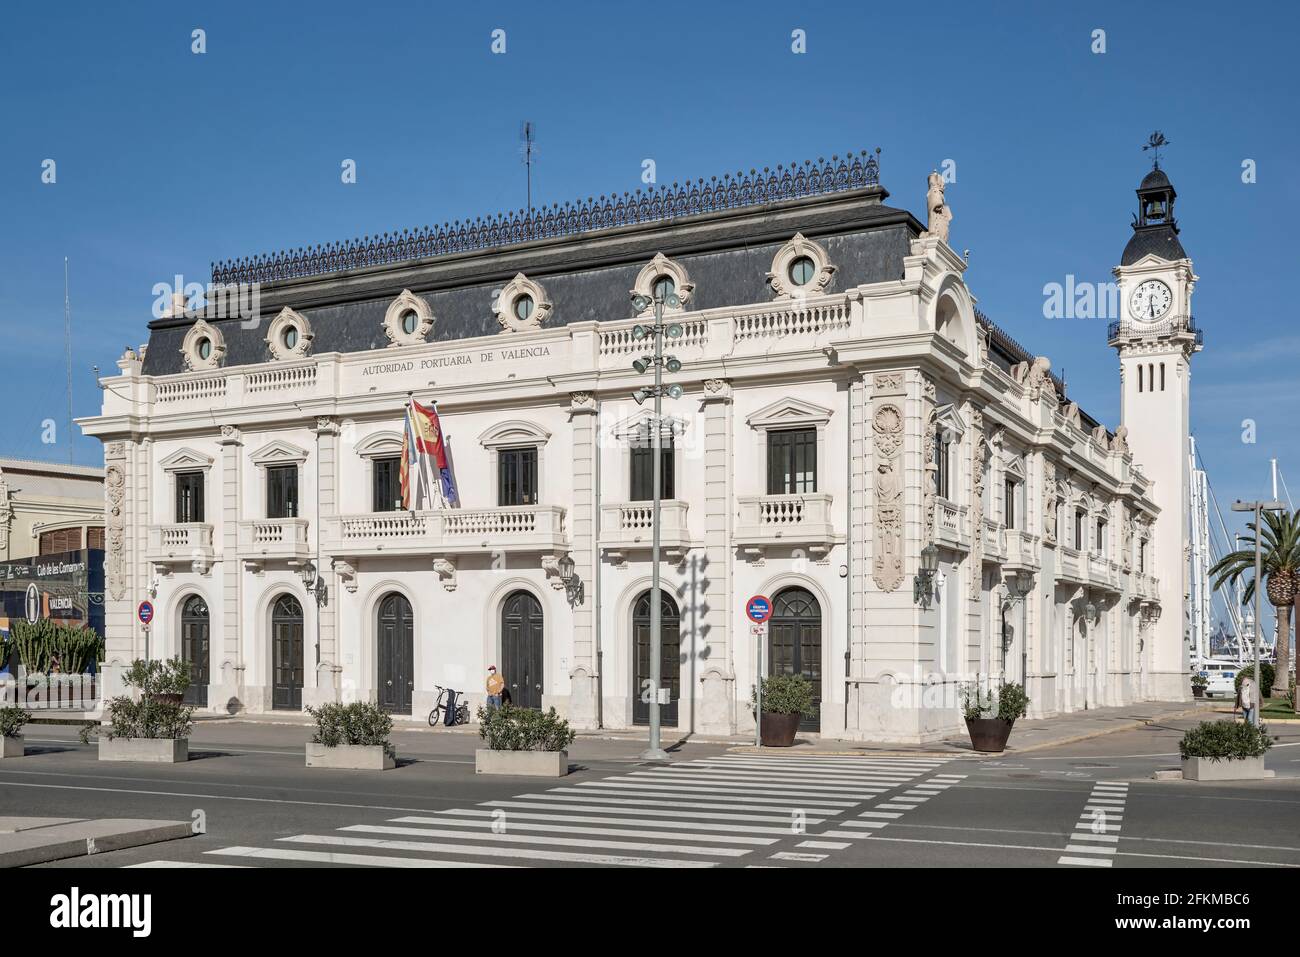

[698,378,735,735]
[566,392,599,729]
[212,425,244,712]
[304,417,342,708]
[846,376,868,733]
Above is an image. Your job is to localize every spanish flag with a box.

[401,398,460,510]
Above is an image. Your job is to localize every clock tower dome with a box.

[1110,149,1202,701]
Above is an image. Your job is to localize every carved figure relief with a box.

[872,403,905,592]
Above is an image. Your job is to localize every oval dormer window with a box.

[789,255,816,287]
[197,337,212,361]
[652,275,675,302]
[513,295,535,322]
[401,309,418,335]
[283,326,298,350]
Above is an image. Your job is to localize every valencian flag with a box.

[401,398,460,510]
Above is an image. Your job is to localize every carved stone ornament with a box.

[925,170,953,243]
[568,392,596,414]
[383,289,435,347]
[1043,460,1059,545]
[873,372,904,395]
[433,557,457,592]
[1112,425,1130,454]
[767,233,836,300]
[1027,356,1052,401]
[180,318,227,371]
[265,307,314,361]
[872,403,906,592]
[495,273,552,333]
[332,558,357,593]
[631,253,694,315]
[702,378,733,401]
[105,461,127,601]
[922,377,938,543]
[970,410,986,598]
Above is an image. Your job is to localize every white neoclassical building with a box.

[79,151,1197,743]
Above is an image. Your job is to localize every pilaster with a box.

[698,378,735,735]
[566,392,599,729]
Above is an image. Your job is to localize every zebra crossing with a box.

[126,752,959,868]
[1058,780,1129,867]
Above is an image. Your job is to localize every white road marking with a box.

[798,840,851,850]
[1058,855,1112,867]
[207,846,512,867]
[480,799,824,824]
[769,851,826,863]
[515,791,845,816]
[318,829,738,861]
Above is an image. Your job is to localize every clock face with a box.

[1129,279,1173,322]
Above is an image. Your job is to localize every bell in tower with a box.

[1122,132,1189,266]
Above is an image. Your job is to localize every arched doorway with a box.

[271,594,304,710]
[377,592,414,714]
[180,595,209,707]
[501,590,543,710]
[632,589,680,726]
[769,586,822,730]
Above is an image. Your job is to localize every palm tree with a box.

[1211,509,1300,703]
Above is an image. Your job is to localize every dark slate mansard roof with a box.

[141,148,1094,431]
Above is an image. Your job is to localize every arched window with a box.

[632,590,680,727]
[769,587,822,730]
[180,595,209,707]
[271,594,304,710]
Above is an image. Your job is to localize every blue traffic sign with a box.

[745,595,772,623]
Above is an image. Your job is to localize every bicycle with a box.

[428,685,471,727]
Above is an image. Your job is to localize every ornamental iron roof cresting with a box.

[211,150,882,286]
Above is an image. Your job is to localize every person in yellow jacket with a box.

[486,665,505,710]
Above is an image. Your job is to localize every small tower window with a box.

[1138,365,1144,393]
[1160,363,1166,391]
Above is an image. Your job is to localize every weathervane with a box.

[1142,131,1169,170]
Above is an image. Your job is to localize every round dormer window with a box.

[513,295,535,322]
[401,309,418,335]
[652,275,676,302]
[789,256,816,286]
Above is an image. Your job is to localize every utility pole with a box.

[64,257,73,464]
[1232,498,1285,726]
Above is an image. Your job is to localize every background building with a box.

[78,151,1190,742]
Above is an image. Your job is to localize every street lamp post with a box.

[630,289,684,763]
[1231,498,1286,727]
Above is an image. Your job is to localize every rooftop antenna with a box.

[1142,130,1169,170]
[64,257,73,465]
[520,120,537,230]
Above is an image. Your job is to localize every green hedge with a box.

[1179,720,1273,761]
[1235,663,1275,699]
[0,707,30,738]
[100,696,194,741]
[962,681,1030,723]
[477,704,575,752]
[752,674,817,717]
[8,620,103,674]
[307,701,395,758]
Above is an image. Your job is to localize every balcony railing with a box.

[982,520,1007,562]
[237,518,311,563]
[735,493,837,555]
[935,499,969,552]
[147,523,216,572]
[1107,314,1203,348]
[1004,528,1040,571]
[1057,546,1086,585]
[324,505,568,557]
[599,501,692,561]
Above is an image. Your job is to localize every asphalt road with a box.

[4,716,1299,869]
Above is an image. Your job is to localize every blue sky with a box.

[2,0,1296,609]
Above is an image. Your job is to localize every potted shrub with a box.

[752,674,816,747]
[91,658,194,763]
[0,706,30,759]
[305,701,396,770]
[962,681,1029,753]
[475,704,575,777]
[1179,719,1274,781]
[1190,673,1207,698]
[123,657,190,706]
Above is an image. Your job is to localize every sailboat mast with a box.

[64,257,73,465]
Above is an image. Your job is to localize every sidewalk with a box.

[0,817,193,868]
[727,700,1216,758]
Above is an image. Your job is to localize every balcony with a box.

[1003,528,1040,572]
[735,493,837,559]
[1057,546,1086,586]
[324,505,568,560]
[935,499,969,552]
[982,520,1007,563]
[147,523,215,574]
[238,519,311,568]
[600,501,692,563]
[1089,554,1121,593]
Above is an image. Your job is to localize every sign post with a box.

[137,600,154,660]
[745,596,773,747]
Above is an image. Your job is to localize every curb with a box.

[0,819,193,868]
[998,706,1206,754]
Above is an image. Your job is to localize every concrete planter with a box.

[98,737,188,763]
[305,742,395,770]
[475,748,569,777]
[1181,755,1272,781]
[1,736,24,759]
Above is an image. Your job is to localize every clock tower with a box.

[1110,154,1202,700]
